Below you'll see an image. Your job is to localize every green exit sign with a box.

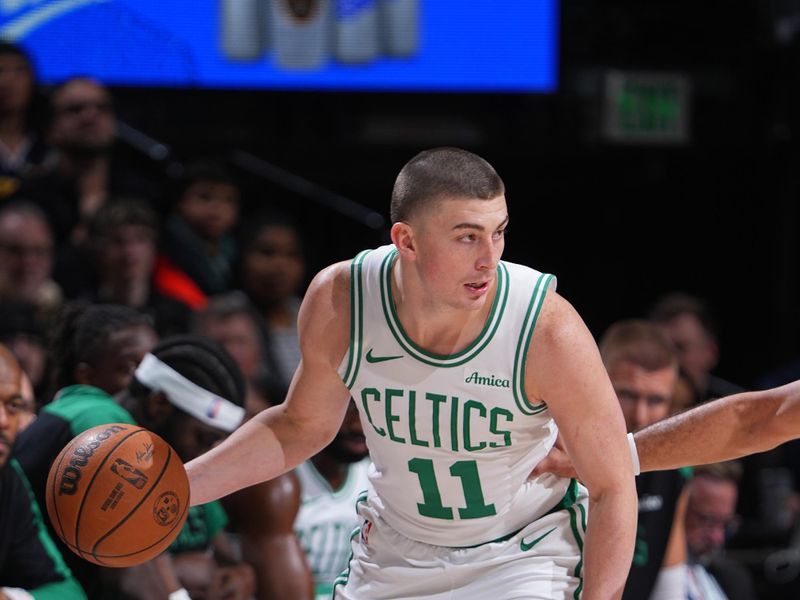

[603,71,690,144]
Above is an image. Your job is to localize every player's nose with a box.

[475,238,499,271]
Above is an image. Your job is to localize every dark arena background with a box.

[6,1,800,598]
[99,1,800,389]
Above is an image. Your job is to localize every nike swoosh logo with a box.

[365,349,403,363]
[520,527,557,552]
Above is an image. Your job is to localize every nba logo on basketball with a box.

[110,458,149,489]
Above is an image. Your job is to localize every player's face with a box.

[170,415,227,462]
[328,400,367,463]
[86,325,157,395]
[0,353,23,469]
[409,196,508,311]
[607,360,676,432]
[685,477,738,562]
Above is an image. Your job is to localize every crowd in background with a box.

[1,38,800,600]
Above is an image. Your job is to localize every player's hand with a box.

[208,564,256,600]
[529,435,578,480]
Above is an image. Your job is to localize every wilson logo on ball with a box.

[153,492,181,527]
[58,425,128,496]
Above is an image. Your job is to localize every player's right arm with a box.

[187,262,354,506]
[635,380,800,472]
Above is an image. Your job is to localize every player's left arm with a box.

[526,292,637,600]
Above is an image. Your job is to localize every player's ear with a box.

[144,391,173,427]
[391,221,417,259]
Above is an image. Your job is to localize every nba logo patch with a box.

[206,397,222,420]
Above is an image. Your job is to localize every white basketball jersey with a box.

[295,459,371,592]
[338,245,570,547]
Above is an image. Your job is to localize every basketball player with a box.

[294,399,370,599]
[0,344,86,599]
[187,147,637,599]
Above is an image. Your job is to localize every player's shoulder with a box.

[533,290,587,348]
[297,260,355,365]
[303,260,352,315]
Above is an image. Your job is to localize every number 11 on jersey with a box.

[408,458,497,520]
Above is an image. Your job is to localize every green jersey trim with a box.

[331,526,360,596]
[512,273,553,415]
[342,250,371,389]
[567,502,588,600]
[379,249,509,367]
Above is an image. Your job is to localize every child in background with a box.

[156,159,240,307]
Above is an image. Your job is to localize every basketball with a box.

[45,423,190,567]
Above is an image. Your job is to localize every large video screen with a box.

[0,0,558,92]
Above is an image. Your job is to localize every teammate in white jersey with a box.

[186,147,637,599]
[295,400,370,599]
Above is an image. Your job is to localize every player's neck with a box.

[391,259,495,356]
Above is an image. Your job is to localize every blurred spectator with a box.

[17,370,35,431]
[13,303,157,597]
[119,336,256,600]
[671,369,700,415]
[155,159,240,305]
[83,199,191,336]
[191,293,310,599]
[600,319,689,600]
[239,211,305,389]
[649,292,744,403]
[0,344,86,600]
[0,300,48,400]
[0,200,61,315]
[0,42,47,189]
[192,291,273,384]
[686,462,758,600]
[17,76,158,248]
